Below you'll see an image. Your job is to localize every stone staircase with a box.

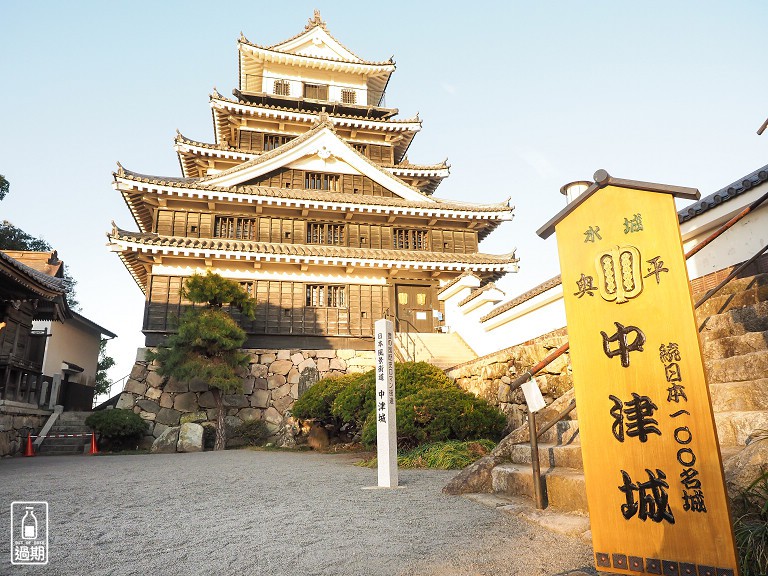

[37,411,93,455]
[394,332,477,369]
[488,272,768,514]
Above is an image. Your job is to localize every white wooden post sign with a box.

[375,318,398,488]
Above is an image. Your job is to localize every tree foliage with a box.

[148,272,256,450]
[0,174,8,202]
[94,339,117,397]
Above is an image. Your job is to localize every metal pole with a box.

[529,411,544,509]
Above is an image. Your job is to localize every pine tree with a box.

[148,271,256,450]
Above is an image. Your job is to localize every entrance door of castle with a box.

[395,285,433,333]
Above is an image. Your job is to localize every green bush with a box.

[291,374,357,423]
[85,409,148,451]
[361,386,506,448]
[234,419,270,446]
[331,362,453,431]
[735,463,768,576]
[359,439,496,470]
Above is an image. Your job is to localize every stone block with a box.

[138,435,155,450]
[206,409,220,421]
[263,407,281,425]
[316,358,330,372]
[137,399,161,414]
[198,391,217,409]
[145,387,162,401]
[159,393,174,408]
[346,364,369,374]
[276,350,292,361]
[223,394,249,408]
[287,368,300,385]
[174,392,199,413]
[225,415,243,433]
[146,371,165,388]
[254,377,268,390]
[242,377,256,395]
[250,390,270,409]
[237,408,261,422]
[177,423,204,453]
[273,382,292,400]
[298,358,317,372]
[336,349,356,360]
[139,411,156,421]
[272,395,293,414]
[189,378,209,392]
[259,354,276,364]
[124,379,146,395]
[329,358,346,371]
[316,349,336,358]
[289,352,304,365]
[290,383,299,399]
[130,364,148,381]
[268,374,286,389]
[150,426,179,453]
[269,359,293,376]
[155,408,181,426]
[115,393,136,410]
[250,364,267,378]
[180,411,207,424]
[0,415,12,432]
[165,378,189,393]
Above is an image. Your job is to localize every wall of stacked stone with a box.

[445,327,572,431]
[116,348,377,449]
[0,406,48,457]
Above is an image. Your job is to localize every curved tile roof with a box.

[678,163,768,223]
[109,228,519,267]
[480,274,563,323]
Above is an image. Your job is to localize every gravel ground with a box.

[0,450,596,576]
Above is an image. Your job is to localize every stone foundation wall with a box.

[0,403,49,457]
[445,328,572,430]
[116,348,376,449]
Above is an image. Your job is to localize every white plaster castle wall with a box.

[33,319,101,386]
[681,180,768,280]
[263,62,368,104]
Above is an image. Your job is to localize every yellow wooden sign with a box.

[538,171,739,576]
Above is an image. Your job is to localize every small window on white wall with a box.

[341,89,356,104]
[274,80,290,96]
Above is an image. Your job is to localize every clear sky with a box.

[1,1,767,398]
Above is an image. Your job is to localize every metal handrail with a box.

[516,189,768,509]
[384,310,418,362]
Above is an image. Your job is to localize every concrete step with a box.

[508,442,583,470]
[692,273,768,303]
[705,349,768,384]
[37,439,88,455]
[710,379,768,412]
[491,462,588,513]
[703,330,768,359]
[56,411,94,422]
[699,301,768,343]
[537,419,580,446]
[715,410,768,446]
[695,282,768,320]
[463,493,591,542]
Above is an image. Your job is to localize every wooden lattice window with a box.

[308,223,345,245]
[238,130,261,151]
[393,229,429,250]
[341,89,356,104]
[352,143,368,155]
[264,133,294,151]
[273,79,290,96]
[306,285,346,308]
[214,216,257,240]
[305,172,340,191]
[303,83,329,100]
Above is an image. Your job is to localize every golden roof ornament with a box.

[305,9,326,30]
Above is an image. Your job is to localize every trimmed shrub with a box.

[331,362,453,431]
[85,409,148,451]
[234,420,270,446]
[291,374,357,424]
[361,386,506,448]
